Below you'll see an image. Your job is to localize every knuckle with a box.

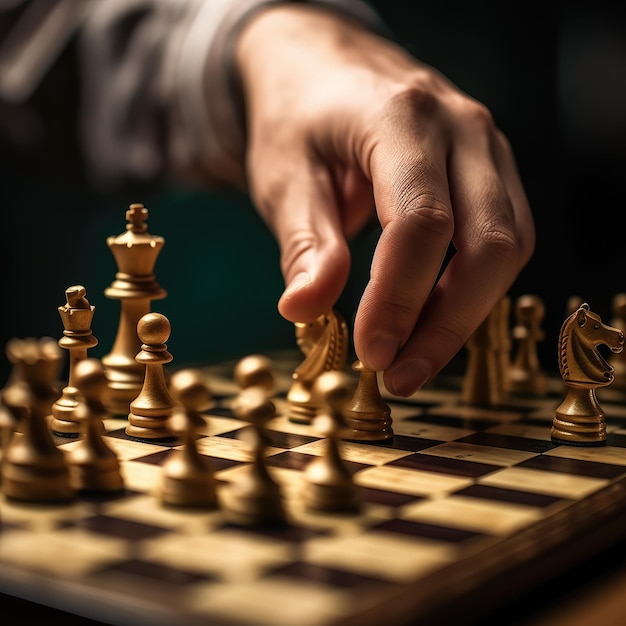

[397,190,453,238]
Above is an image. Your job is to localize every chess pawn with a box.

[507,294,548,397]
[160,369,218,508]
[66,358,124,493]
[303,370,361,514]
[126,312,176,441]
[1,339,73,502]
[50,285,98,437]
[102,203,167,416]
[224,386,286,526]
[342,360,393,442]
[233,354,275,396]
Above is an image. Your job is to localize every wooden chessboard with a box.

[3,353,626,626]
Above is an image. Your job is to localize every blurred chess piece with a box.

[224,386,286,526]
[66,358,124,493]
[126,312,176,441]
[160,368,218,508]
[507,294,548,397]
[102,203,166,416]
[462,306,501,407]
[609,293,626,391]
[303,370,361,514]
[234,354,275,396]
[342,360,392,442]
[50,285,98,437]
[287,309,349,424]
[552,303,624,446]
[1,337,73,502]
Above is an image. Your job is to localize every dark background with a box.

[1,0,625,385]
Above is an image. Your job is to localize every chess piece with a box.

[495,295,512,394]
[461,306,501,407]
[609,293,626,391]
[224,386,286,526]
[507,294,548,397]
[66,358,124,493]
[102,203,166,416]
[1,338,73,502]
[233,354,275,395]
[287,309,349,424]
[552,303,624,446]
[126,312,176,441]
[50,285,99,437]
[342,360,393,442]
[160,368,218,508]
[303,370,361,514]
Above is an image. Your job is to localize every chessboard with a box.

[3,351,626,626]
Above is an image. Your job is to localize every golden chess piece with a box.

[102,203,166,416]
[224,386,285,526]
[342,360,393,442]
[303,370,361,514]
[507,294,548,397]
[1,338,73,502]
[608,292,626,391]
[287,309,349,424]
[50,285,99,437]
[461,307,501,407]
[126,312,176,441]
[160,368,218,508]
[66,358,124,493]
[552,303,624,446]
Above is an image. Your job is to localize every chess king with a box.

[101,204,167,416]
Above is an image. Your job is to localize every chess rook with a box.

[50,285,98,437]
[552,303,624,446]
[1,338,73,502]
[102,204,166,416]
[126,312,176,441]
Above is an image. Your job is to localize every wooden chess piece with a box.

[66,358,124,493]
[342,360,393,442]
[126,312,176,441]
[50,285,99,437]
[461,307,501,407]
[1,338,73,502]
[233,354,275,395]
[287,309,349,424]
[160,368,218,508]
[102,203,166,416]
[552,303,624,446]
[495,295,512,394]
[303,370,361,514]
[609,293,626,391]
[223,386,286,526]
[507,294,548,397]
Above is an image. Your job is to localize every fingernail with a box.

[364,335,400,371]
[283,272,311,297]
[388,358,431,397]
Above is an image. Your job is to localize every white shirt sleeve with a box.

[75,0,384,190]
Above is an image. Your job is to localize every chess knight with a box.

[287,309,349,424]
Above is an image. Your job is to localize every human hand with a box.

[235,4,535,396]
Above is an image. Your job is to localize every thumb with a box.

[256,161,351,323]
